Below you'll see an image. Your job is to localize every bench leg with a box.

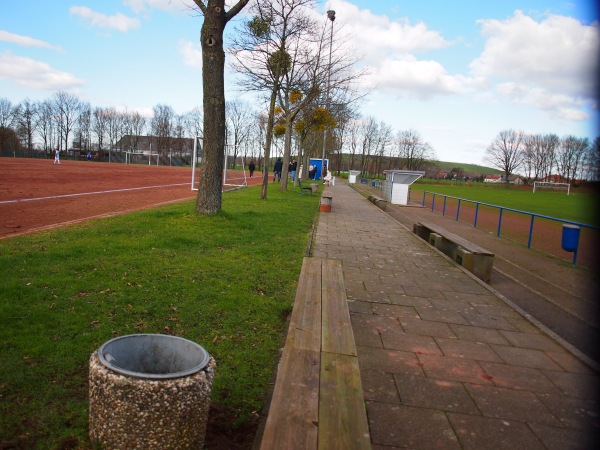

[428,233,442,249]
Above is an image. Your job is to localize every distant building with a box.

[484,175,502,183]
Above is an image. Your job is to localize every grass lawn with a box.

[411,182,599,226]
[0,185,320,448]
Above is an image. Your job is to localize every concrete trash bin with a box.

[320,195,332,212]
[89,334,215,449]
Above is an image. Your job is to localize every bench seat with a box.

[298,180,313,195]
[367,194,387,211]
[260,258,371,450]
[413,221,494,282]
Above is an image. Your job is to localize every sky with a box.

[0,0,598,165]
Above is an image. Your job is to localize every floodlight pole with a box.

[321,10,335,179]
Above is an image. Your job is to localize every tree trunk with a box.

[194,0,249,214]
[195,2,226,214]
[260,87,278,200]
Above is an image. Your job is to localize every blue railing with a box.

[414,191,599,266]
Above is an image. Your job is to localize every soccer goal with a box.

[191,139,247,192]
[533,181,570,195]
[125,151,144,164]
[148,153,160,166]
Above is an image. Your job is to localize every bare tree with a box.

[484,129,525,186]
[151,104,175,159]
[128,110,147,152]
[0,98,18,152]
[587,136,600,182]
[92,107,109,157]
[192,0,250,214]
[37,99,57,155]
[73,102,92,155]
[557,135,589,184]
[105,107,121,162]
[523,133,559,180]
[54,91,81,153]
[395,129,436,171]
[230,0,318,197]
[14,99,38,156]
[226,99,254,168]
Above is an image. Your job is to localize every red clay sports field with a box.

[0,158,262,239]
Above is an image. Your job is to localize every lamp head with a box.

[327,10,336,21]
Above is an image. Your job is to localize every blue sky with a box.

[1,0,598,164]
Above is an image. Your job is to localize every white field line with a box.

[0,183,189,205]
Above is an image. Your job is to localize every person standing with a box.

[249,160,255,177]
[290,159,297,182]
[273,157,283,182]
[54,149,60,165]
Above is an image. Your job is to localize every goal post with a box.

[148,153,160,166]
[191,140,247,192]
[533,181,570,195]
[125,151,144,164]
[191,136,202,191]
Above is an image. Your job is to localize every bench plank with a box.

[260,348,320,450]
[261,257,371,449]
[286,257,322,352]
[321,259,356,357]
[318,352,371,450]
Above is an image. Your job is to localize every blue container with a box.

[561,224,580,252]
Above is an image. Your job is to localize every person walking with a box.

[273,157,283,182]
[249,160,255,177]
[54,149,60,165]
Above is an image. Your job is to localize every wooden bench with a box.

[367,194,387,211]
[413,221,494,283]
[298,179,313,195]
[260,258,371,450]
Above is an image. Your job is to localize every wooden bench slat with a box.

[286,257,322,352]
[261,257,371,449]
[318,352,371,450]
[260,348,320,450]
[321,259,357,356]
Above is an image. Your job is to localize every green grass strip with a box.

[412,183,599,226]
[0,185,321,448]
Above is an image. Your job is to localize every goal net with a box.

[125,151,144,164]
[532,181,570,195]
[191,139,247,192]
[125,151,160,166]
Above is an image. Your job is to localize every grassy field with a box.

[0,185,320,448]
[411,182,599,226]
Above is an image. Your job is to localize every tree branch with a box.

[192,0,207,14]
[226,0,250,23]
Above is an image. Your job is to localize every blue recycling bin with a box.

[561,224,580,252]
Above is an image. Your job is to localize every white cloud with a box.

[497,82,590,121]
[0,52,84,91]
[363,56,483,99]
[0,30,61,51]
[69,6,141,32]
[471,10,599,108]
[178,39,202,68]
[327,1,469,99]
[329,0,450,63]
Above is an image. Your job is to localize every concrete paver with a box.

[312,182,600,449]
